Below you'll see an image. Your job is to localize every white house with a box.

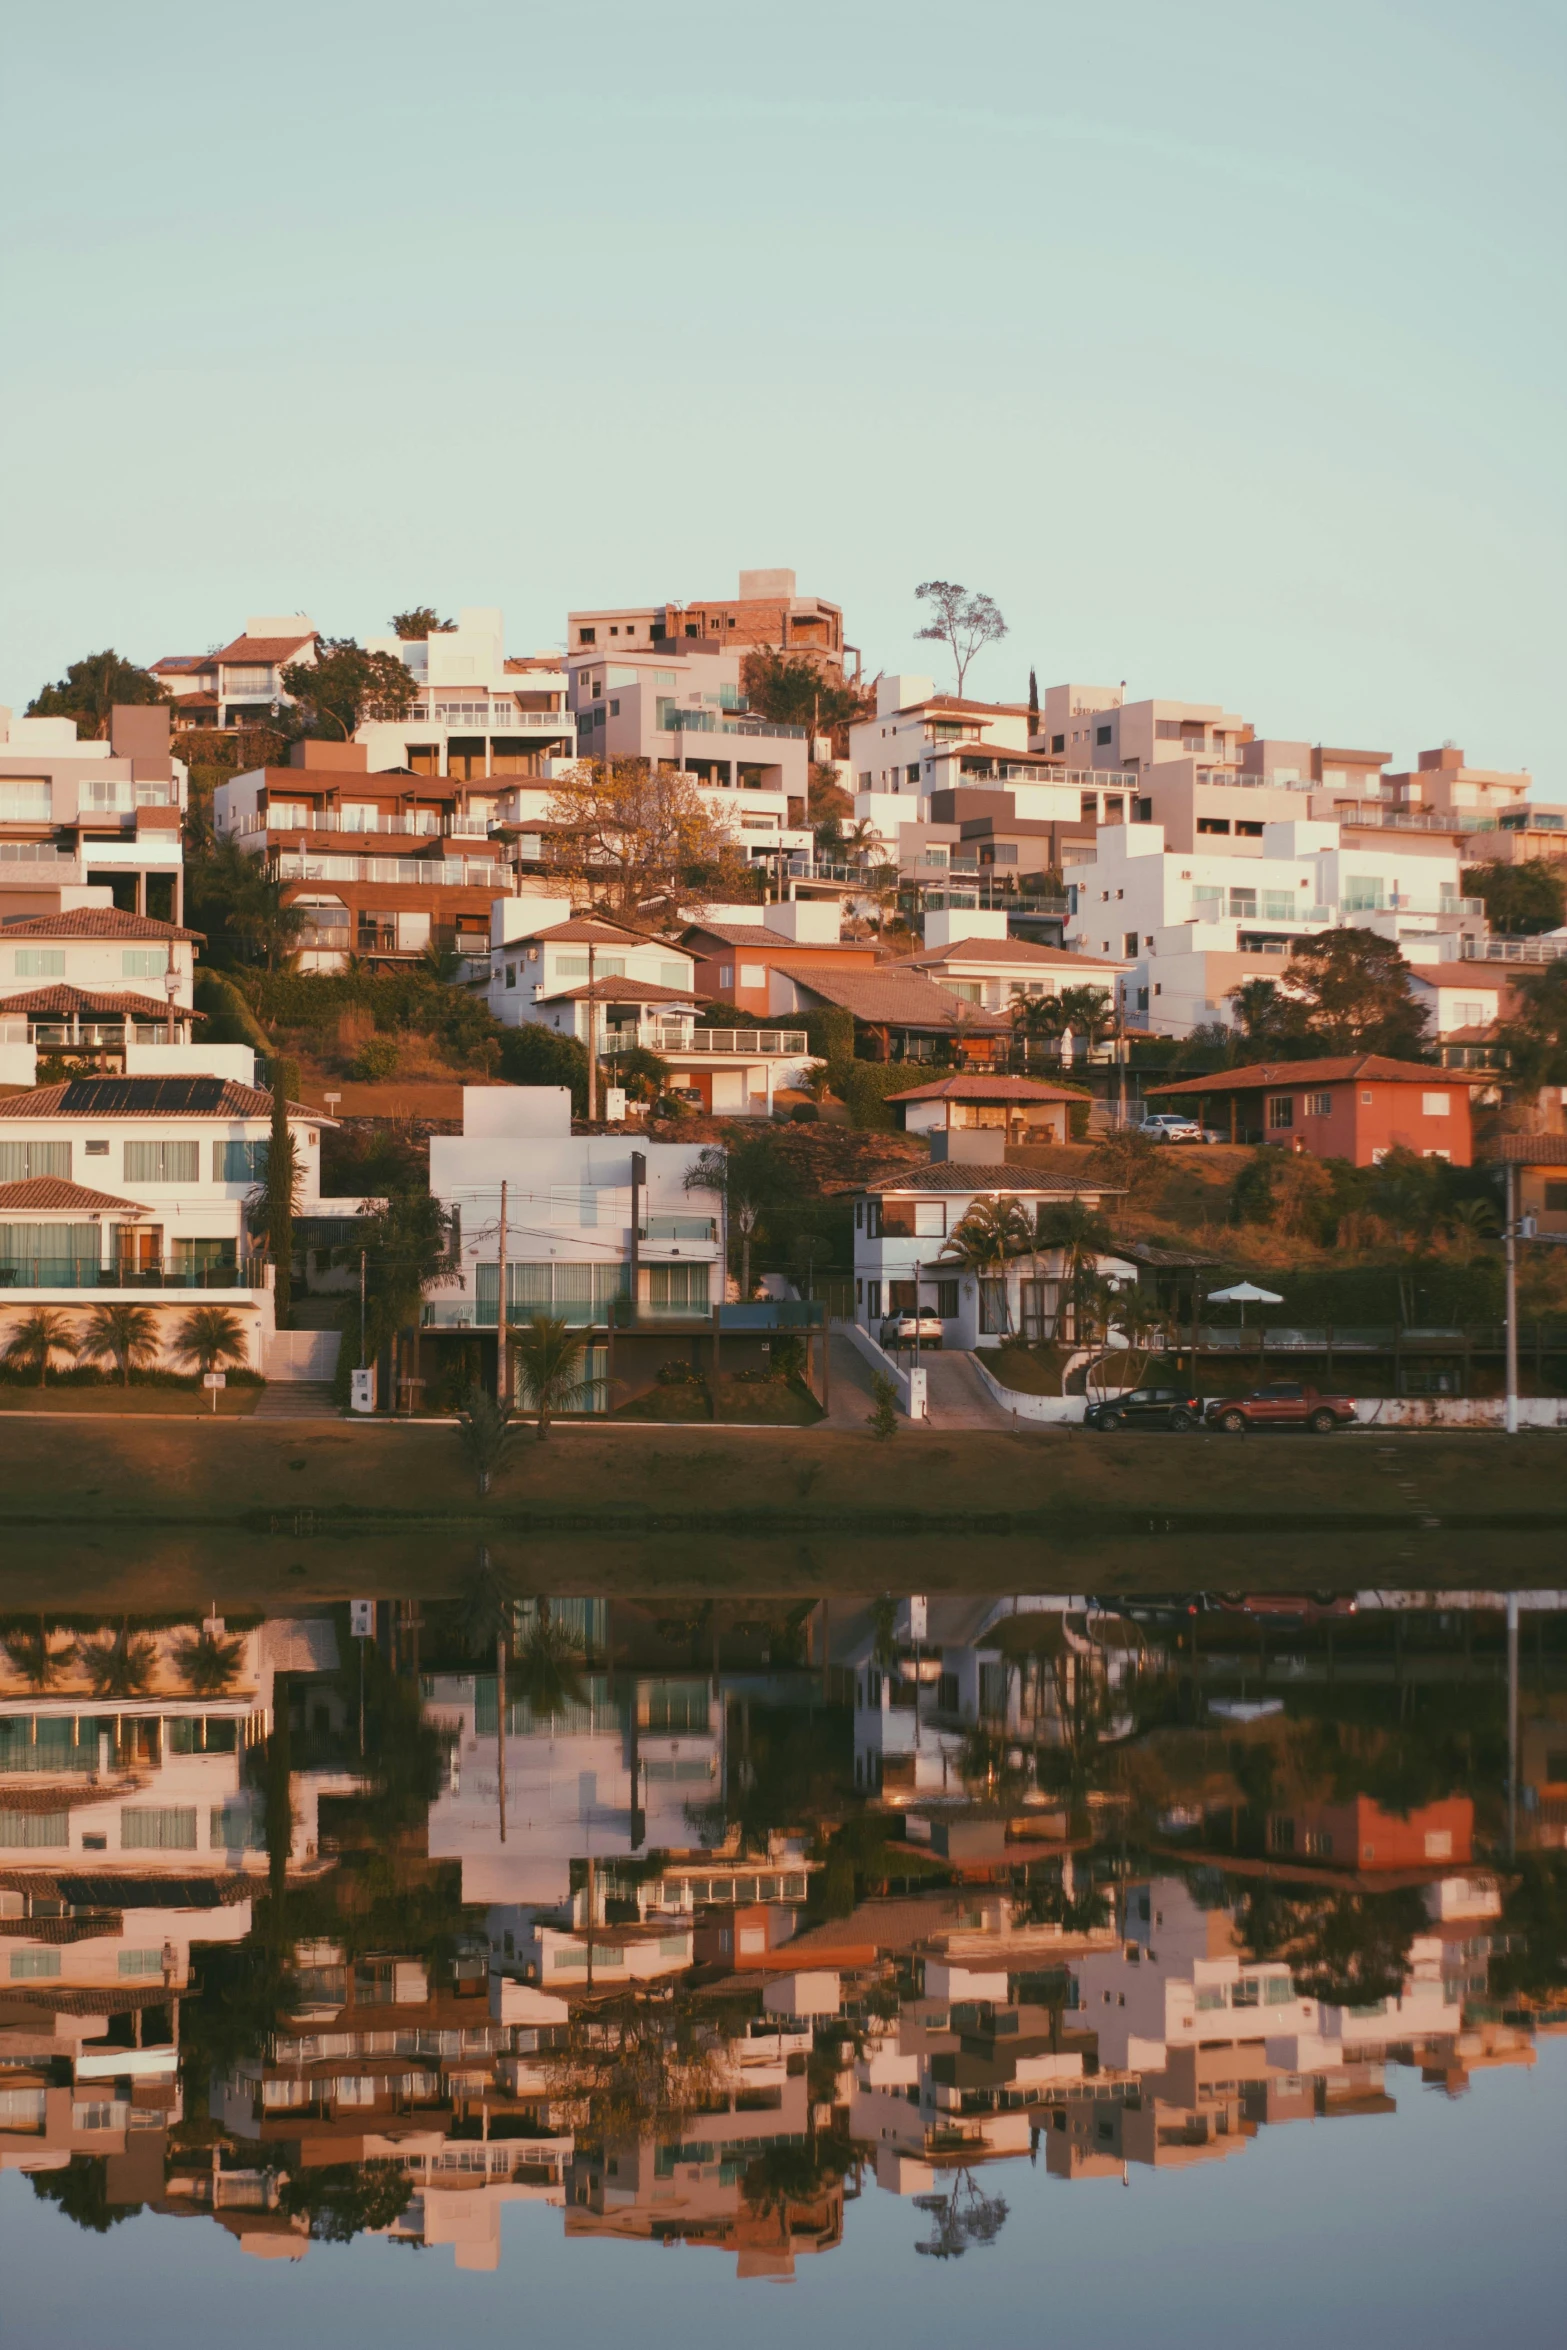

[0,703,187,927]
[843,1137,1118,1349]
[0,906,204,1086]
[0,1068,337,1370]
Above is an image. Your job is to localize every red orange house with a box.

[1151,1054,1475,1164]
[1269,1794,1473,1870]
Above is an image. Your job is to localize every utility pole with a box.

[586,940,598,1124]
[497,1619,508,1845]
[359,1251,367,1370]
[1504,1161,1519,1436]
[496,1180,509,1405]
[1507,1592,1520,1860]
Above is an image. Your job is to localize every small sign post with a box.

[202,1371,225,1415]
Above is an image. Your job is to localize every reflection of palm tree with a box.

[914,2169,1009,2258]
[1,1619,76,1691]
[171,1622,246,1695]
[543,1987,725,2146]
[512,1607,587,1723]
[78,1622,159,1700]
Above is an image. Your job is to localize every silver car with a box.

[1138,1113,1210,1143]
[881,1313,944,1350]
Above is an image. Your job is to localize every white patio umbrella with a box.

[1207,1279,1283,1328]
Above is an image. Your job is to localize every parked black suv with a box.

[1084,1385,1205,1432]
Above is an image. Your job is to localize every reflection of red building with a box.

[1268,1795,1472,1870]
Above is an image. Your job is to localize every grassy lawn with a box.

[616,1376,823,1427]
[0,1384,263,1416]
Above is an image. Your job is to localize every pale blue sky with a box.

[2,2,1562,785]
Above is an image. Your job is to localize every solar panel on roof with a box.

[59,1076,227,1113]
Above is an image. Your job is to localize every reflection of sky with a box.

[7,2039,1561,2349]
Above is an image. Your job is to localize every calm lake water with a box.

[3,1579,1563,2346]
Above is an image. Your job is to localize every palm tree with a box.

[78,1621,159,1700]
[456,1385,515,1496]
[939,1196,1035,1338]
[455,1550,515,1843]
[3,1309,80,1387]
[512,1607,587,1724]
[171,1306,250,1378]
[170,1622,246,1696]
[1035,1199,1113,1343]
[1009,992,1068,1071]
[79,1301,160,1387]
[1445,1195,1500,1264]
[1,1620,76,1691]
[511,1314,592,1439]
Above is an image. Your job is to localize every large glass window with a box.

[0,1810,69,1848]
[0,1222,99,1280]
[10,1949,61,1979]
[1261,892,1296,920]
[646,1263,711,1316]
[1342,877,1385,912]
[120,1807,198,1850]
[475,1261,629,1328]
[124,1140,199,1183]
[213,1139,269,1183]
[0,1142,69,1182]
[123,950,170,978]
[13,950,65,978]
[0,780,52,820]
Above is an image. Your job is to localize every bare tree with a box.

[914,581,1008,696]
[544,759,751,914]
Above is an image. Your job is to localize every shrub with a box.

[349,1036,400,1081]
[867,1370,900,1438]
[656,1358,701,1385]
[496,1021,589,1111]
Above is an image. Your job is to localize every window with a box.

[213,1139,268,1183]
[1235,820,1264,838]
[85,1138,108,1156]
[1421,1092,1450,1116]
[211,1805,265,1849]
[125,1140,198,1183]
[1361,1090,1374,1105]
[1264,1976,1295,2005]
[0,1142,69,1182]
[14,950,65,978]
[1231,1978,1260,2008]
[646,1263,710,1312]
[1544,1183,1567,1212]
[224,665,272,694]
[120,1807,198,1850]
[1052,734,1065,753]
[978,1278,1008,1334]
[1228,889,1257,918]
[1197,818,1231,836]
[1342,878,1385,912]
[578,627,597,645]
[1194,1986,1227,2011]
[1124,932,1138,958]
[659,962,688,990]
[913,1202,947,1238]
[119,1949,166,1977]
[122,949,171,980]
[0,780,52,819]
[864,1281,881,1320]
[1192,886,1223,918]
[10,1949,62,1979]
[739,963,767,986]
[1268,1095,1294,1130]
[0,1809,69,1848]
[1261,892,1295,920]
[1307,1092,1332,1118]
[936,1279,959,1317]
[1096,724,1112,746]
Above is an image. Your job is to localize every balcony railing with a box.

[921,888,1070,915]
[0,1259,267,1292]
[1333,805,1472,833]
[412,702,568,729]
[1461,936,1567,963]
[0,841,75,866]
[638,1217,717,1243]
[681,1029,808,1056]
[665,710,807,739]
[272,852,504,887]
[249,811,494,839]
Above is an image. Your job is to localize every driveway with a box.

[824,1334,1018,1433]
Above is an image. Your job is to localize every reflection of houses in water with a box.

[0,1615,354,1877]
[842,1597,1155,1800]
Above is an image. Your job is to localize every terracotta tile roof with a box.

[213,633,316,665]
[911,939,1125,970]
[0,985,205,1020]
[150,655,209,675]
[1152,1054,1460,1096]
[882,1073,1089,1104]
[540,977,696,1004]
[1483,1132,1567,1164]
[680,922,800,949]
[0,1076,329,1121]
[0,908,203,943]
[841,1163,1108,1197]
[521,917,650,946]
[0,1175,151,1214]
[771,962,1011,1030]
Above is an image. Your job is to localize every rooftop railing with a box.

[0,1259,267,1293]
[1461,935,1567,963]
[666,710,807,739]
[271,851,505,887]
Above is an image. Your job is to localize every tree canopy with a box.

[1227,929,1428,1060]
[914,581,1008,695]
[1495,956,1567,1086]
[280,638,419,738]
[27,649,168,739]
[740,650,866,736]
[544,757,751,913]
[389,606,456,639]
[1463,858,1567,938]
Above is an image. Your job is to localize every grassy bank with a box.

[2,1420,1565,1610]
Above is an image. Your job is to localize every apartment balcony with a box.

[411,701,569,730]
[663,710,807,740]
[603,1028,808,1060]
[272,850,506,888]
[0,842,81,875]
[247,811,492,840]
[1460,935,1567,963]
[1333,805,1474,834]
[0,1258,269,1293]
[922,886,1071,915]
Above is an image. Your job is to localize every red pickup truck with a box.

[1205,1382,1357,1434]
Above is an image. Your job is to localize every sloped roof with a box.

[523,916,650,946]
[882,1074,1089,1104]
[1153,1054,1461,1096]
[0,1175,151,1214]
[837,1163,1109,1197]
[911,938,1125,970]
[1483,1132,1567,1164]
[679,922,800,949]
[0,985,205,1020]
[0,908,203,943]
[540,978,697,1004]
[772,962,1011,1030]
[213,633,316,665]
[0,1076,329,1122]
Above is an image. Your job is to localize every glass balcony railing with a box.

[0,1259,266,1292]
[638,1217,717,1244]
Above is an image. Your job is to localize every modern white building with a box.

[358,608,574,784]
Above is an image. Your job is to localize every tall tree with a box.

[1241,928,1428,1060]
[185,838,306,970]
[79,1302,159,1386]
[27,650,167,740]
[544,758,750,914]
[389,607,456,639]
[264,1059,301,1330]
[740,650,866,736]
[1463,858,1567,938]
[914,581,1008,695]
[280,638,419,738]
[1496,957,1567,1086]
[511,1314,592,1437]
[1028,667,1040,733]
[685,1138,780,1301]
